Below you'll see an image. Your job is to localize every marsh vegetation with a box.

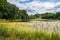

[0,0,60,40]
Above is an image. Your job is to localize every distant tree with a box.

[57,16,60,20]
[42,12,55,19]
[56,12,60,19]
[34,13,41,18]
[28,15,36,19]
[20,10,28,22]
[0,12,2,19]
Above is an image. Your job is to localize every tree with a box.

[0,0,28,22]
[56,12,60,19]
[57,16,60,20]
[28,15,36,19]
[0,12,2,19]
[42,12,55,19]
[20,10,28,22]
[34,14,41,18]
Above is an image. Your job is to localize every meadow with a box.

[0,19,60,40]
[0,0,60,40]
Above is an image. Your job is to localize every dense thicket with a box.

[0,0,28,22]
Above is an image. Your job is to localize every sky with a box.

[7,0,60,15]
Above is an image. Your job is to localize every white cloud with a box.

[7,0,60,15]
[8,0,30,2]
[16,0,30,2]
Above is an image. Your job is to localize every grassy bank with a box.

[0,24,60,40]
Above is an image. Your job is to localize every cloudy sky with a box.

[7,0,60,15]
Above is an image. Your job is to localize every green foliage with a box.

[40,12,60,20]
[28,15,36,19]
[57,16,60,20]
[34,13,41,18]
[20,10,28,22]
[28,12,60,20]
[51,33,60,40]
[55,12,60,20]
[0,25,60,40]
[0,12,2,19]
[28,14,41,21]
[0,0,28,22]
[42,12,56,19]
[1,0,60,21]
[0,25,10,37]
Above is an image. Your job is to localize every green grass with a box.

[0,24,60,40]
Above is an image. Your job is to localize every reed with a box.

[0,24,60,40]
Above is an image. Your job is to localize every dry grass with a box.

[0,20,60,40]
[0,20,60,32]
[0,20,60,33]
[0,22,36,32]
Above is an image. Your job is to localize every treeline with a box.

[41,12,60,20]
[29,12,60,20]
[0,0,60,22]
[28,14,41,19]
[0,0,28,22]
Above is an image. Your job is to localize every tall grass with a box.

[0,24,60,40]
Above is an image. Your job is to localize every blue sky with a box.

[7,0,60,15]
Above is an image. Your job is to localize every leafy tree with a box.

[20,10,28,22]
[56,12,60,18]
[0,12,2,19]
[0,0,28,22]
[57,16,60,20]
[28,15,36,19]
[42,12,55,19]
[34,14,41,18]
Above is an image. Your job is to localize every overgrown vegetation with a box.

[0,25,59,40]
